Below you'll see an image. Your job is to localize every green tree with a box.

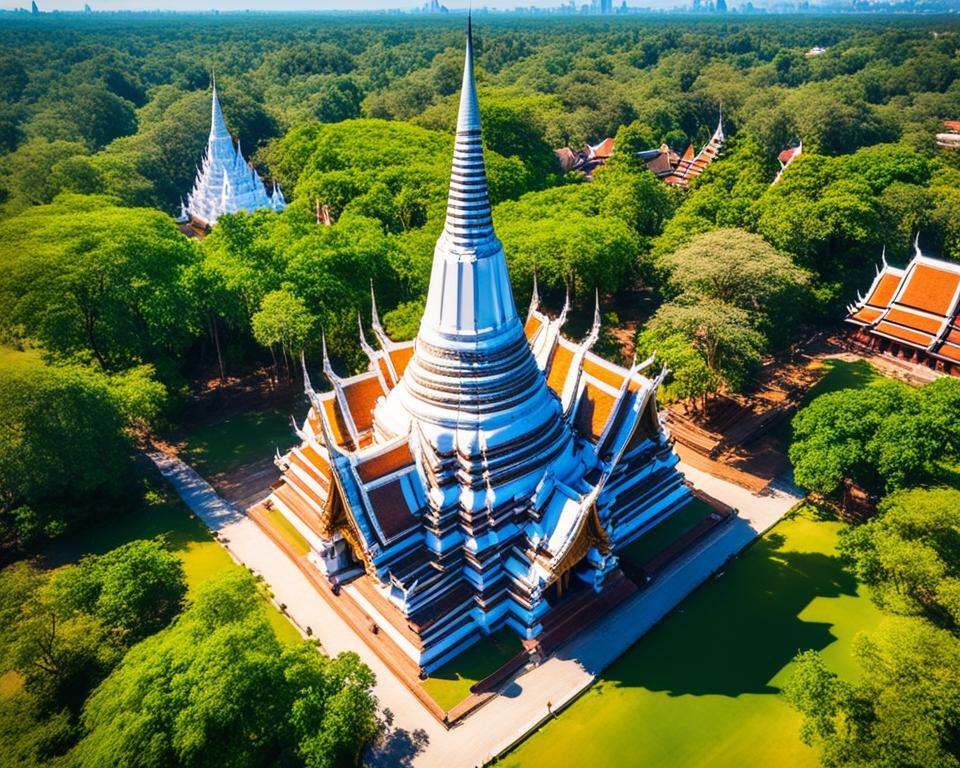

[641,297,766,394]
[839,487,960,629]
[47,539,187,641]
[252,288,315,381]
[72,569,379,768]
[0,195,197,374]
[785,618,960,768]
[0,364,134,546]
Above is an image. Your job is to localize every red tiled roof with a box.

[898,264,960,316]
[342,374,384,434]
[366,480,418,540]
[867,273,902,308]
[874,321,934,348]
[356,442,414,483]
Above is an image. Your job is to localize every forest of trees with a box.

[1,11,959,768]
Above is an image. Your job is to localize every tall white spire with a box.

[419,16,518,341]
[182,75,285,228]
[374,20,577,501]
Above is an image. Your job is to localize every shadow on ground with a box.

[365,727,430,768]
[551,516,856,698]
[602,529,855,697]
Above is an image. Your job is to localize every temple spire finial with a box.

[528,267,540,318]
[419,19,517,338]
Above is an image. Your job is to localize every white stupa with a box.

[182,77,285,228]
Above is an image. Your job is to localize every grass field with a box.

[422,628,525,711]
[769,358,884,452]
[619,497,715,567]
[261,506,312,556]
[499,507,883,768]
[176,403,298,476]
[43,477,302,646]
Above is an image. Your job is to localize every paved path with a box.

[148,452,803,768]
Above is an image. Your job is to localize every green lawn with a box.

[176,402,299,476]
[619,497,715,567]
[799,358,884,405]
[0,344,41,370]
[769,358,884,452]
[262,506,312,557]
[43,476,302,646]
[422,628,524,711]
[499,507,884,768]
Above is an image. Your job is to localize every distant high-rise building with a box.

[84,3,92,11]
[30,1,39,14]
[716,0,728,11]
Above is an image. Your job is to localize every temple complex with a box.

[845,240,960,374]
[181,78,286,228]
[662,112,724,188]
[265,23,692,674]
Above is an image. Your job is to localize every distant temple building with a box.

[937,120,960,150]
[554,137,615,179]
[180,78,285,229]
[265,24,692,673]
[553,113,723,188]
[773,141,802,185]
[845,240,960,374]
[661,113,724,188]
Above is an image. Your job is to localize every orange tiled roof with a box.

[884,308,943,335]
[938,343,960,362]
[867,273,902,308]
[946,328,960,345]
[582,355,626,390]
[342,374,385,434]
[322,398,352,448]
[546,341,575,395]
[592,137,615,158]
[573,383,616,442]
[898,264,960,316]
[389,345,414,379]
[377,356,395,387]
[851,307,883,324]
[524,313,544,341]
[292,445,332,492]
[874,321,934,348]
[356,442,415,483]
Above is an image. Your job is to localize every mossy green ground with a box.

[262,506,312,556]
[44,478,302,646]
[499,508,884,768]
[620,497,714,567]
[422,628,525,711]
[176,403,298,475]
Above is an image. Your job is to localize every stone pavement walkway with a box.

[148,452,803,768]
